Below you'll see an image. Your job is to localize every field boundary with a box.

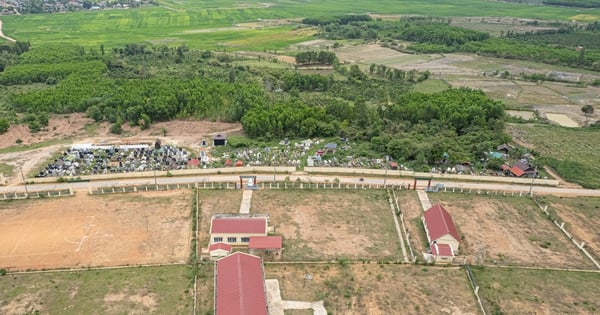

[531,197,600,269]
[465,265,487,315]
[0,188,73,200]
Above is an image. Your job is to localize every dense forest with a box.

[307,16,600,71]
[0,40,508,168]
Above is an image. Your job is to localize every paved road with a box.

[2,173,600,197]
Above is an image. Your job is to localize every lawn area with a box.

[0,265,195,315]
[264,263,479,315]
[509,124,600,189]
[473,266,600,314]
[252,190,401,261]
[2,0,599,48]
[427,193,593,269]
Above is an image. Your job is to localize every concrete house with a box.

[249,235,283,260]
[422,204,460,253]
[209,215,268,246]
[209,242,232,259]
[430,243,455,264]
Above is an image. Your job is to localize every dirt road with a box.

[0,18,16,43]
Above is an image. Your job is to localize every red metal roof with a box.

[210,217,267,234]
[209,242,232,252]
[188,158,200,166]
[216,252,267,315]
[423,204,460,243]
[510,166,525,177]
[500,164,510,171]
[249,236,282,249]
[431,243,454,257]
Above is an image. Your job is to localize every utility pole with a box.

[273,165,276,183]
[528,167,537,197]
[383,155,389,187]
[19,166,28,195]
[154,166,157,185]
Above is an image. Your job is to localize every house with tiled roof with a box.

[215,252,268,315]
[209,215,268,246]
[509,161,536,178]
[422,204,460,253]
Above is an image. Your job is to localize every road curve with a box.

[0,17,16,43]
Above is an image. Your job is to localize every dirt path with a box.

[0,17,17,43]
[543,166,582,188]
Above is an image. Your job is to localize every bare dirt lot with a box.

[537,195,600,261]
[265,263,478,315]
[427,193,593,269]
[0,190,191,271]
[252,190,401,261]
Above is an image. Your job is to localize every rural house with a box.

[209,215,268,246]
[422,204,460,252]
[509,161,536,177]
[249,235,283,260]
[430,243,455,264]
[215,252,268,315]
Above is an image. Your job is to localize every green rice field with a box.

[2,0,599,49]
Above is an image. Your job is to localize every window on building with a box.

[241,237,250,243]
[213,237,223,243]
[227,237,237,243]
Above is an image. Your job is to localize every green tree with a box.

[0,118,9,134]
[582,104,595,116]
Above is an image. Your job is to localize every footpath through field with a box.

[417,190,432,210]
[239,189,253,213]
[0,18,16,43]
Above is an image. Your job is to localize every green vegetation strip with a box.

[0,265,195,314]
[515,124,600,189]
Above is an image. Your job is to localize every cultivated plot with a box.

[473,266,600,315]
[265,263,479,315]
[252,190,401,261]
[537,195,600,261]
[427,193,593,269]
[0,191,191,271]
[0,265,194,315]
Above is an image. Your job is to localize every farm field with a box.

[427,193,593,269]
[0,190,192,271]
[508,124,600,189]
[473,266,600,314]
[2,0,599,48]
[264,263,479,315]
[252,190,401,261]
[536,195,600,261]
[0,265,195,315]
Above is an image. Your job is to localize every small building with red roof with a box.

[422,204,460,253]
[215,252,268,315]
[430,243,454,264]
[209,242,232,259]
[210,215,268,246]
[249,236,283,260]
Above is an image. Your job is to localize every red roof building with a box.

[209,242,232,259]
[210,216,268,245]
[215,252,267,315]
[422,204,460,252]
[249,236,282,249]
[430,243,455,264]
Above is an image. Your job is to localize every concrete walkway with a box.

[239,189,253,213]
[417,190,432,210]
[266,279,327,315]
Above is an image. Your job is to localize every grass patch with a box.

[0,265,195,314]
[0,139,72,155]
[412,79,450,93]
[0,163,14,177]
[473,266,600,314]
[511,124,600,188]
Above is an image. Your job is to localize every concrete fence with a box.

[304,167,560,186]
[25,166,297,184]
[0,188,73,200]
